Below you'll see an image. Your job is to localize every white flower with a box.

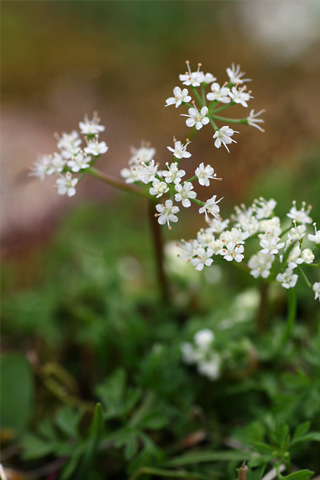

[67,152,91,173]
[48,152,66,174]
[57,130,81,150]
[181,343,196,364]
[179,61,205,87]
[175,182,197,208]
[29,154,53,180]
[313,282,320,302]
[138,160,158,184]
[248,252,274,279]
[84,137,108,156]
[195,163,218,187]
[220,228,249,244]
[226,63,251,85]
[203,73,216,84]
[219,242,244,262]
[178,239,198,262]
[194,329,215,349]
[198,354,221,380]
[254,198,277,220]
[191,246,214,271]
[129,142,155,165]
[229,86,252,107]
[308,223,320,244]
[149,179,169,197]
[167,139,192,159]
[287,201,312,224]
[287,224,306,244]
[162,163,185,184]
[213,126,238,152]
[182,106,209,130]
[155,200,179,229]
[206,83,231,103]
[287,244,303,269]
[79,113,105,135]
[120,165,141,183]
[247,109,265,132]
[207,218,230,234]
[259,217,281,234]
[199,195,223,223]
[276,268,298,289]
[259,231,285,255]
[300,248,315,265]
[165,87,191,108]
[56,172,78,197]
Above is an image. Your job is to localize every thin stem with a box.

[129,467,208,480]
[211,102,236,114]
[279,289,297,348]
[87,167,148,198]
[191,86,205,107]
[212,115,246,124]
[209,117,219,131]
[148,200,170,304]
[298,266,312,288]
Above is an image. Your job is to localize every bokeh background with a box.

[2,0,320,262]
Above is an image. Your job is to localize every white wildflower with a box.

[182,105,209,130]
[194,329,215,349]
[219,242,244,262]
[179,61,205,87]
[248,252,274,279]
[167,139,192,159]
[138,160,158,184]
[259,231,285,255]
[213,126,238,152]
[198,354,221,380]
[206,82,231,103]
[195,163,219,187]
[247,109,265,132]
[276,268,298,289]
[129,142,155,165]
[287,224,306,244]
[226,63,251,85]
[162,163,186,184]
[308,223,320,244]
[254,198,277,220]
[191,246,214,271]
[313,282,320,302]
[120,165,141,183]
[56,172,78,197]
[150,179,169,197]
[67,152,91,173]
[165,87,191,108]
[84,137,108,156]
[79,113,105,135]
[177,239,198,262]
[155,200,179,229]
[29,154,54,180]
[199,195,223,223]
[175,182,197,208]
[287,201,312,224]
[229,86,252,107]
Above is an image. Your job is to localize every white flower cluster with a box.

[178,198,320,301]
[120,138,223,229]
[181,329,221,381]
[30,113,108,197]
[165,61,264,152]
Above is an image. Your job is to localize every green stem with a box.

[87,167,148,198]
[191,86,205,107]
[210,102,236,114]
[212,115,246,124]
[298,266,312,288]
[129,467,208,480]
[209,117,219,131]
[148,200,170,304]
[279,289,297,348]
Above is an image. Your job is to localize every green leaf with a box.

[76,403,104,479]
[292,422,310,443]
[277,470,314,480]
[21,433,55,459]
[0,353,34,432]
[166,450,254,467]
[56,406,84,439]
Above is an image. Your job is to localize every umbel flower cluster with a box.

[178,198,320,301]
[181,329,222,380]
[30,113,108,197]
